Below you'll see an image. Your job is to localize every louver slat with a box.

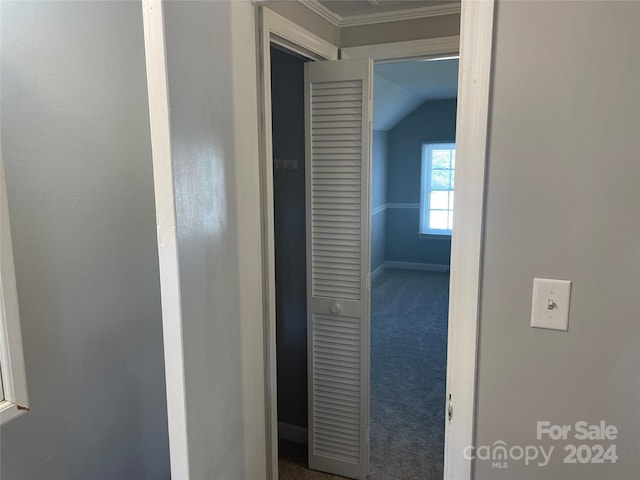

[310,80,362,301]
[312,313,361,464]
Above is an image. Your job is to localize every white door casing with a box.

[0,140,29,425]
[257,8,339,479]
[305,58,373,480]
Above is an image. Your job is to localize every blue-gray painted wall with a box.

[271,47,307,429]
[371,130,388,273]
[386,99,457,266]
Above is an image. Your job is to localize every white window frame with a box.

[420,142,456,236]
[0,146,29,425]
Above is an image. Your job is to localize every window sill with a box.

[419,232,452,240]
[0,400,28,426]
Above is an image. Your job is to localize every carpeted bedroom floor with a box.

[369,268,449,480]
[279,268,449,480]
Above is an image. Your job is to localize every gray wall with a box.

[372,130,388,211]
[340,14,460,48]
[271,47,307,429]
[0,2,169,479]
[386,99,456,266]
[371,130,388,272]
[475,1,640,479]
[161,1,266,477]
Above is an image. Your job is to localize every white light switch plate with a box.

[531,278,572,331]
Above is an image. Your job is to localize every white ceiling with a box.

[373,58,458,131]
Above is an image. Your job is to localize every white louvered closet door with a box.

[305,58,373,480]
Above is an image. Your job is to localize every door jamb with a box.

[341,36,460,62]
[257,0,495,478]
[340,1,495,479]
[256,7,338,480]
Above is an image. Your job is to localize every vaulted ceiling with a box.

[373,58,458,131]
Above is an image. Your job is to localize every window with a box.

[420,143,455,235]
[0,152,29,425]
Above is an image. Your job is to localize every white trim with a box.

[0,400,24,425]
[420,142,456,236]
[371,204,386,216]
[257,8,338,480]
[263,7,338,61]
[0,134,29,426]
[444,1,495,479]
[278,422,308,445]
[297,0,341,27]
[420,144,429,232]
[387,202,419,209]
[341,36,460,62]
[384,261,450,273]
[371,202,421,216]
[141,1,190,478]
[419,233,452,240]
[370,263,386,282]
[296,0,460,28]
[339,3,461,27]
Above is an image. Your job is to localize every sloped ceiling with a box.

[373,58,459,131]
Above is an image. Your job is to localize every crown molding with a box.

[297,0,341,27]
[339,3,461,27]
[296,0,461,29]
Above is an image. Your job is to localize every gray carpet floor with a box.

[279,268,449,480]
[370,268,448,480]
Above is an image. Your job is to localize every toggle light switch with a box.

[531,278,572,331]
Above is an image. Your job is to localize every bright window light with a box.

[420,143,455,235]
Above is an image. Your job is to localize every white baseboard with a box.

[384,260,450,273]
[371,263,386,282]
[278,422,308,445]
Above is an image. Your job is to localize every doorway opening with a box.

[269,44,312,476]
[370,58,459,479]
[270,47,460,480]
[259,5,495,480]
